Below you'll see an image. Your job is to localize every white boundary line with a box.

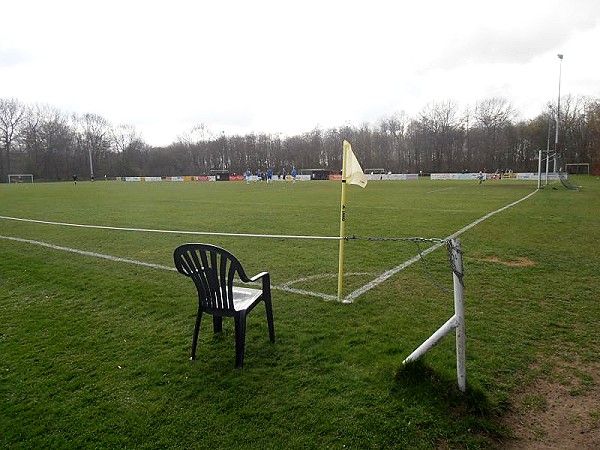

[341,189,538,303]
[0,234,336,301]
[0,235,177,272]
[0,189,537,303]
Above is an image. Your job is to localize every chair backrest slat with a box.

[201,248,220,309]
[218,251,228,308]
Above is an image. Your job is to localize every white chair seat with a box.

[232,286,262,311]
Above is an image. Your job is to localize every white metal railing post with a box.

[402,315,457,363]
[545,150,550,186]
[402,239,467,392]
[537,150,542,189]
[451,239,466,392]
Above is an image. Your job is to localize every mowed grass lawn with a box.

[1,177,598,449]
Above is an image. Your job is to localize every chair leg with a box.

[191,310,203,360]
[264,297,275,343]
[234,313,247,368]
[212,316,223,333]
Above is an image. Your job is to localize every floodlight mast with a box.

[88,148,94,181]
[544,115,552,186]
[554,54,563,172]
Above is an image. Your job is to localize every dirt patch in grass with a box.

[498,360,600,449]
[480,256,535,267]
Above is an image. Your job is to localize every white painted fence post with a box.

[451,238,466,392]
[402,238,467,393]
[537,150,542,189]
[402,315,457,363]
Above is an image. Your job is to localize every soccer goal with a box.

[8,174,34,183]
[564,163,590,175]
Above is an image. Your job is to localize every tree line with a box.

[1,95,599,182]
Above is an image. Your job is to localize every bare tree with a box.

[21,104,74,180]
[584,98,600,173]
[472,97,516,170]
[112,124,147,176]
[413,100,463,171]
[378,111,408,172]
[474,98,515,130]
[72,113,113,180]
[4,93,600,180]
[0,98,28,180]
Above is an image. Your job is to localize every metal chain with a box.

[345,235,445,243]
[415,239,452,293]
[446,240,465,288]
[345,235,460,293]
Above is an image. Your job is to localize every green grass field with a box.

[1,177,599,448]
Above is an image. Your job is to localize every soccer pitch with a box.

[1,177,599,448]
[0,179,538,299]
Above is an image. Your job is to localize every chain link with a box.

[415,239,452,293]
[345,235,444,243]
[446,239,465,288]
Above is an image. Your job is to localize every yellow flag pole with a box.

[337,142,348,301]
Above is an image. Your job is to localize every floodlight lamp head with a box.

[557,54,563,59]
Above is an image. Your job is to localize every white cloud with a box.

[2,0,599,145]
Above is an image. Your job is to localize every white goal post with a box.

[8,174,34,183]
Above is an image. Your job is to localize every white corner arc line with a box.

[341,189,539,303]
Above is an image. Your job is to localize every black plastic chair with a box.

[173,243,275,368]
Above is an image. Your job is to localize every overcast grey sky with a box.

[2,0,599,146]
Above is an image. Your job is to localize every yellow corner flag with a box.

[343,140,368,188]
[338,140,367,301]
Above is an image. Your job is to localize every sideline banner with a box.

[431,173,478,180]
[369,173,419,180]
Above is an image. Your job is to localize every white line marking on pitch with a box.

[0,235,177,272]
[341,189,538,303]
[0,234,336,301]
[426,187,457,194]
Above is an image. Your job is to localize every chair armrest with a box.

[249,272,269,283]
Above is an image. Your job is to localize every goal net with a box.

[559,169,581,191]
[8,174,34,183]
[555,156,581,191]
